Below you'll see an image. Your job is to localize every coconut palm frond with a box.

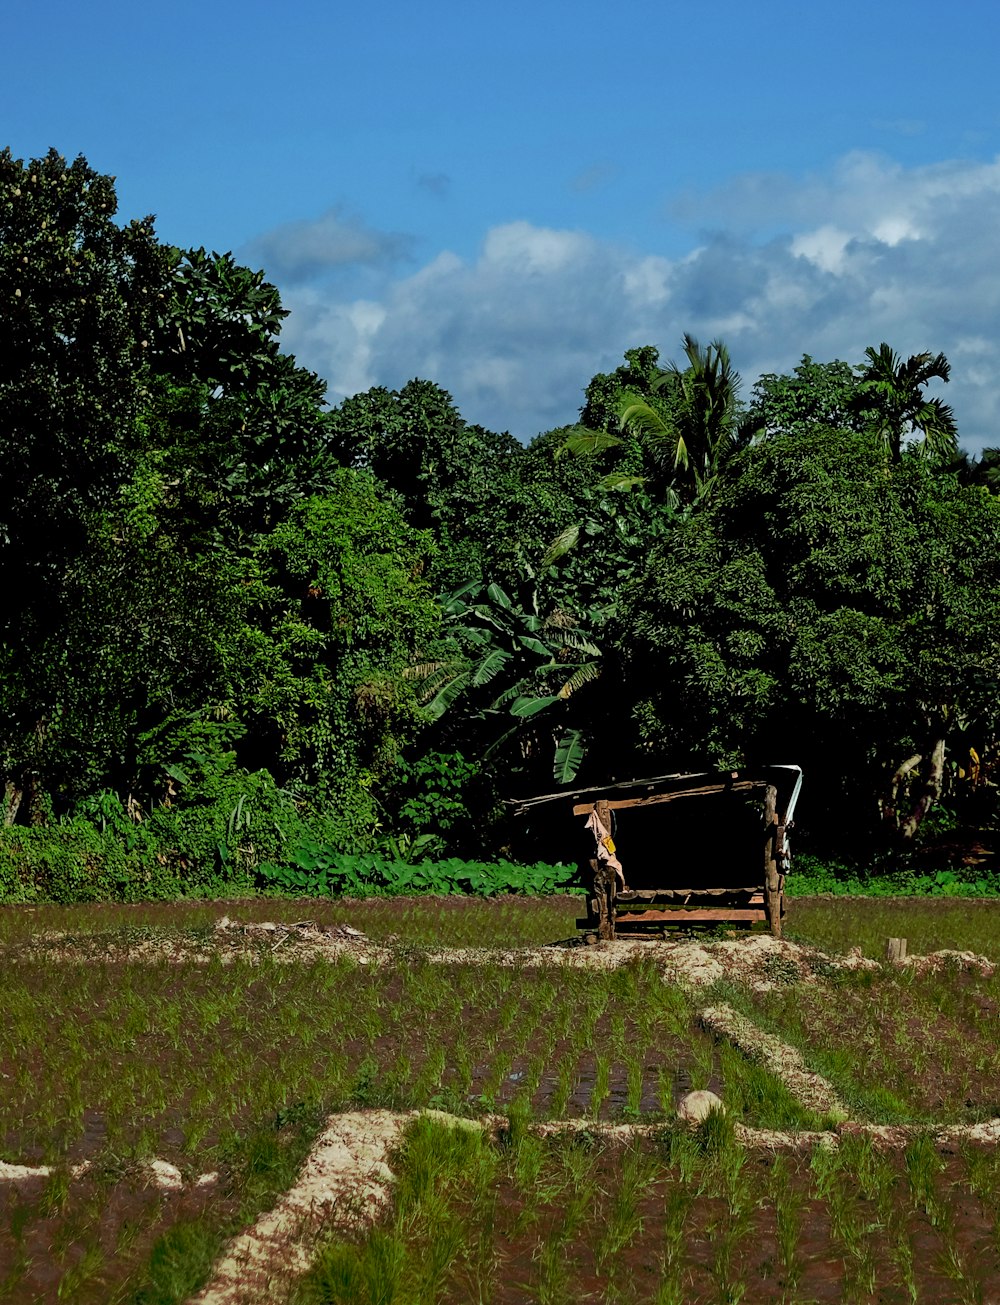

[556,425,624,459]
[618,392,689,472]
[857,342,957,462]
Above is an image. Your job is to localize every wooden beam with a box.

[617,888,764,903]
[614,907,767,923]
[616,893,764,913]
[571,779,767,817]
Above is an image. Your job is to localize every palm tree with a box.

[616,334,748,501]
[855,343,958,464]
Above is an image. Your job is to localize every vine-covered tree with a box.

[0,149,168,820]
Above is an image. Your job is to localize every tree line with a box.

[2,148,999,896]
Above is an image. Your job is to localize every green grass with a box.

[0,892,583,949]
[786,894,1000,960]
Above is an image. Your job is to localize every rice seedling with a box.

[768,1154,803,1296]
[589,1054,612,1120]
[960,1143,1000,1253]
[300,1115,499,1305]
[904,1134,946,1222]
[735,961,1000,1123]
[9,892,1000,1303]
[655,1180,693,1305]
[594,1144,656,1269]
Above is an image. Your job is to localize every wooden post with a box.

[887,937,908,963]
[595,798,616,941]
[763,784,782,938]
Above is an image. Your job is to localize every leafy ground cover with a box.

[300,1113,1000,1304]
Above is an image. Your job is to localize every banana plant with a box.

[410,579,602,783]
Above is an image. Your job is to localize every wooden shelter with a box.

[512,766,803,939]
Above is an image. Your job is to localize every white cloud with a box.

[274,152,1000,451]
[790,226,852,275]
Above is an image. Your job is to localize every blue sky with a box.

[7,0,1000,448]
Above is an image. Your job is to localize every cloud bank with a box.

[269,152,1000,449]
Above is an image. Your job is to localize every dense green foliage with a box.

[2,147,1000,900]
[615,428,1000,835]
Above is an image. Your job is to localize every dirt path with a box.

[699,1002,850,1119]
[22,916,994,987]
[189,1110,412,1305]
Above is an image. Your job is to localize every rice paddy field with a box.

[2,893,1000,1302]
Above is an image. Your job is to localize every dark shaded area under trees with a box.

[2,147,999,901]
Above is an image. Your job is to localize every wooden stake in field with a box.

[887,937,908,963]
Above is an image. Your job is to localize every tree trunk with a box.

[898,736,947,842]
[881,752,922,830]
[3,781,23,827]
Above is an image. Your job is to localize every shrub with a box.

[0,819,176,903]
[256,849,579,898]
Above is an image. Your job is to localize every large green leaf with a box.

[509,694,561,717]
[424,670,472,720]
[541,523,580,566]
[553,729,586,784]
[599,472,646,492]
[557,427,624,459]
[491,680,533,710]
[472,648,512,687]
[517,634,553,659]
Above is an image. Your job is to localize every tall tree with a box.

[564,337,748,505]
[616,335,747,501]
[0,149,167,820]
[744,355,868,438]
[855,343,958,464]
